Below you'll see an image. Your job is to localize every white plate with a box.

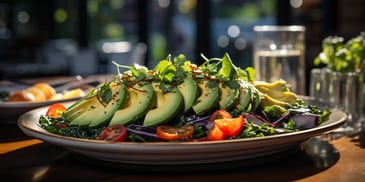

[18,100,347,165]
[1,75,108,124]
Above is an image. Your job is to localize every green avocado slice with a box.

[176,77,198,113]
[109,82,154,126]
[218,82,239,110]
[143,82,183,127]
[192,80,220,115]
[63,81,127,127]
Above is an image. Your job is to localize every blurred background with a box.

[0,0,364,94]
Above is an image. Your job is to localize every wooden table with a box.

[1,122,365,182]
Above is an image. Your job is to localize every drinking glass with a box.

[253,25,306,94]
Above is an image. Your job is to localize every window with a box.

[210,0,276,68]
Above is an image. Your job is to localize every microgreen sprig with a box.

[111,53,256,93]
[113,61,151,82]
[200,53,256,88]
[154,54,194,92]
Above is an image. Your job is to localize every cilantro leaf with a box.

[217,53,238,80]
[98,83,112,106]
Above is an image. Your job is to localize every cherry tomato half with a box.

[97,125,128,142]
[214,115,244,137]
[209,109,232,122]
[207,124,226,141]
[45,103,67,118]
[156,125,194,140]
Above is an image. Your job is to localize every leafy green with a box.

[154,54,191,92]
[112,53,255,93]
[200,53,255,82]
[129,64,149,81]
[0,91,9,102]
[283,119,297,130]
[39,115,62,134]
[263,105,287,121]
[39,115,103,139]
[236,123,276,138]
[97,82,113,106]
[238,67,256,82]
[217,53,238,80]
[113,61,150,82]
[308,105,331,124]
[314,32,365,72]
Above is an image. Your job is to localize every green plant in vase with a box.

[312,32,365,134]
[314,32,365,72]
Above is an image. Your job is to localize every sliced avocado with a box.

[192,80,220,115]
[238,84,252,111]
[176,77,198,113]
[260,93,292,108]
[254,80,289,92]
[251,88,261,111]
[218,82,239,110]
[237,80,262,112]
[62,89,99,120]
[63,81,127,127]
[62,89,103,122]
[109,82,154,126]
[143,82,183,126]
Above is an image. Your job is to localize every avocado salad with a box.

[39,53,331,142]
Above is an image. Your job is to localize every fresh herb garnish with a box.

[97,82,113,106]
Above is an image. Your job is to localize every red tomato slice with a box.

[97,125,128,142]
[207,124,226,141]
[214,115,244,137]
[156,125,194,140]
[209,109,232,122]
[45,103,67,118]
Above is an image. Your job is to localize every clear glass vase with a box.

[310,67,365,135]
